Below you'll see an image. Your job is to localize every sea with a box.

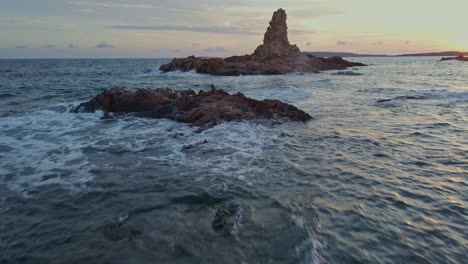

[0,57,466,263]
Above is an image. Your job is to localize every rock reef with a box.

[159,9,365,76]
[73,88,312,128]
[212,203,243,236]
[332,71,363,76]
[440,56,468,62]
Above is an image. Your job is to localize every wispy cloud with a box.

[336,41,352,45]
[107,25,259,35]
[71,1,199,12]
[201,47,225,52]
[96,42,114,48]
[73,9,100,14]
[72,1,161,9]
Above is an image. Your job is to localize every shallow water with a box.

[0,57,466,263]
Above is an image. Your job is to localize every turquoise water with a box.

[0,57,466,263]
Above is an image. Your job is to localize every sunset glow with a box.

[1,0,467,58]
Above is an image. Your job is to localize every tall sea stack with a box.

[253,8,300,57]
[159,8,365,76]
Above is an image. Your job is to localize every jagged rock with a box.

[159,9,365,76]
[73,88,312,128]
[212,203,243,236]
[440,56,468,62]
[253,8,300,57]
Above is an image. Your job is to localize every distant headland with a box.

[306,51,468,58]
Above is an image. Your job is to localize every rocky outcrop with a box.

[441,56,468,62]
[253,8,300,57]
[73,88,312,128]
[159,9,365,76]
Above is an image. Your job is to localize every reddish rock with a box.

[253,8,300,57]
[159,9,365,76]
[73,88,312,128]
[440,56,468,62]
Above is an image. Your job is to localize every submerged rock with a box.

[440,56,468,62]
[377,95,429,103]
[212,203,243,236]
[102,215,143,241]
[332,71,363,76]
[73,88,312,128]
[181,140,208,152]
[159,9,365,76]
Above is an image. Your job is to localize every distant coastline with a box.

[2,51,467,60]
[306,51,468,58]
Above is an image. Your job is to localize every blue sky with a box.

[1,0,467,58]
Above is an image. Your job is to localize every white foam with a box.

[143,69,210,78]
[0,98,310,196]
[0,107,101,195]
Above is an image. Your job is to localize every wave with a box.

[0,93,15,99]
[0,106,103,195]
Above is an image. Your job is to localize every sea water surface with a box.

[0,57,466,263]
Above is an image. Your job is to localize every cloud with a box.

[15,45,28,49]
[289,29,315,35]
[288,7,345,19]
[192,43,201,47]
[45,45,56,49]
[68,44,79,49]
[373,41,384,45]
[336,41,352,45]
[72,2,199,12]
[73,2,161,9]
[201,47,225,52]
[96,42,114,48]
[405,41,410,45]
[73,9,99,14]
[107,25,258,35]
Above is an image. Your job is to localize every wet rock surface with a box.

[377,95,430,103]
[73,88,312,128]
[159,9,365,76]
[212,203,243,236]
[440,56,468,62]
[332,71,363,76]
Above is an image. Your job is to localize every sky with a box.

[1,0,467,58]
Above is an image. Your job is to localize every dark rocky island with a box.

[159,9,365,76]
[440,55,468,62]
[73,88,312,128]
